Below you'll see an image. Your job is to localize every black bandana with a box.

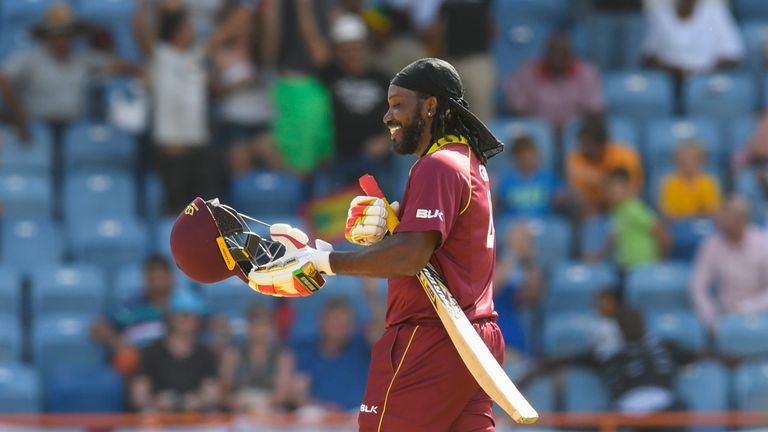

[390,58,503,162]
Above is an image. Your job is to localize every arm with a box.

[0,73,30,143]
[295,0,331,68]
[130,375,156,412]
[690,239,719,330]
[133,0,156,57]
[653,221,670,258]
[90,317,124,351]
[330,230,441,278]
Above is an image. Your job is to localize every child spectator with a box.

[659,140,722,220]
[496,134,563,220]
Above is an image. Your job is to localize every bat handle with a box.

[359,174,400,234]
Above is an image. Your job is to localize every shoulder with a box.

[414,145,471,176]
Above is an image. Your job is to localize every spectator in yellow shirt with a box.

[659,140,722,219]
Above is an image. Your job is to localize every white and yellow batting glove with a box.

[345,196,400,246]
[248,224,334,297]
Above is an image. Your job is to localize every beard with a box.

[391,115,426,155]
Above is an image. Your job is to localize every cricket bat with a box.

[359,175,539,424]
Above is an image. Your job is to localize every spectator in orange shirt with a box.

[659,139,722,220]
[567,114,643,216]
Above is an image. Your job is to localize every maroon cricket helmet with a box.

[169,197,250,284]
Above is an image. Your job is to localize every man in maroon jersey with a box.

[170,58,506,431]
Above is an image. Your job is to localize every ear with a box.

[424,96,438,119]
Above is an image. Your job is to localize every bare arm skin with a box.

[329,231,441,278]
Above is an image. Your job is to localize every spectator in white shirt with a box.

[642,0,743,80]
[690,195,768,330]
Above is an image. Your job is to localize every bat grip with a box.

[359,175,400,234]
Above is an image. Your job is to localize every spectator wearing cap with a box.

[130,288,222,413]
[317,13,393,192]
[504,31,604,127]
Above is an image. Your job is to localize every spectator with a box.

[591,168,667,271]
[136,3,215,214]
[659,139,722,220]
[504,31,604,127]
[521,308,694,415]
[438,0,494,121]
[293,297,373,411]
[363,6,429,78]
[91,255,177,376]
[493,222,543,360]
[219,303,304,413]
[495,134,564,220]
[318,13,393,191]
[642,0,743,80]
[130,288,221,413]
[690,195,768,330]
[734,108,768,169]
[567,115,643,216]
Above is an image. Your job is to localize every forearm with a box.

[329,232,437,278]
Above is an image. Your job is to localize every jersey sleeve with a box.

[395,154,469,247]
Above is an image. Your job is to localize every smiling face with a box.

[383,85,435,155]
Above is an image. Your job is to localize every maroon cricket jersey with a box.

[387,136,497,327]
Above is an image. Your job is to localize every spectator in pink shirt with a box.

[690,195,768,330]
[503,31,604,127]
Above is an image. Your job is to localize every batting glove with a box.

[247,224,334,297]
[345,196,400,246]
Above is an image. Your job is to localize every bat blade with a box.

[358,175,539,424]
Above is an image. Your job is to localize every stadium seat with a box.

[154,216,176,258]
[493,18,552,79]
[0,123,53,174]
[683,74,756,121]
[0,0,60,32]
[0,28,32,62]
[32,315,103,372]
[230,170,304,217]
[1,218,63,276]
[715,314,768,357]
[0,363,41,413]
[647,311,707,352]
[76,0,140,60]
[563,367,609,412]
[742,21,768,74]
[0,268,20,319]
[669,218,716,261]
[494,0,570,23]
[0,173,52,218]
[579,216,611,258]
[542,313,599,356]
[44,363,124,412]
[524,217,572,271]
[63,171,137,221]
[676,360,730,412]
[733,360,768,410]
[584,13,645,70]
[563,116,639,154]
[68,217,149,272]
[547,262,618,313]
[645,118,723,174]
[521,374,556,413]
[603,71,674,122]
[202,276,274,319]
[736,0,768,20]
[30,265,106,319]
[63,122,137,171]
[487,117,555,173]
[728,116,756,157]
[626,262,691,313]
[0,316,21,363]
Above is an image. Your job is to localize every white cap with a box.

[331,14,368,43]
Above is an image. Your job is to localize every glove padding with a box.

[248,224,334,297]
[345,196,399,246]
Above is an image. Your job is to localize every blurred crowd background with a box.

[0,0,768,424]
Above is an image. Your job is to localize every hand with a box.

[345,196,399,246]
[247,224,334,297]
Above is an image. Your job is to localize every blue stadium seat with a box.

[736,0,768,20]
[144,171,164,222]
[0,0,60,32]
[0,173,52,218]
[493,19,552,78]
[32,314,103,371]
[1,218,63,276]
[0,363,41,413]
[646,118,723,174]
[31,265,106,319]
[154,216,176,258]
[64,171,137,221]
[733,360,768,410]
[230,170,303,217]
[494,0,570,22]
[542,313,599,356]
[669,218,716,261]
[524,217,572,271]
[0,316,21,363]
[564,116,639,154]
[735,170,768,225]
[0,268,20,319]
[585,13,645,70]
[676,360,729,413]
[626,262,691,313]
[521,374,556,413]
[75,0,140,60]
[715,314,768,357]
[0,29,32,62]
[579,216,611,258]
[741,21,768,74]
[487,117,555,173]
[728,116,756,157]
[547,263,618,313]
[563,367,609,412]
[683,74,755,121]
[63,122,137,171]
[44,363,124,412]
[0,123,52,174]
[69,217,149,272]
[647,311,707,352]
[603,71,674,122]
[201,276,274,319]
